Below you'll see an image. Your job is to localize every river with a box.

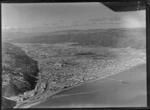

[31,64,146,108]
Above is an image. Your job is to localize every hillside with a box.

[2,42,39,108]
[7,28,146,49]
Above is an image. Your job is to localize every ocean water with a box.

[32,64,146,108]
[2,97,16,108]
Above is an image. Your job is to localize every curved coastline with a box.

[15,62,146,108]
[32,63,146,108]
[13,42,146,108]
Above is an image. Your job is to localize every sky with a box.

[2,3,146,32]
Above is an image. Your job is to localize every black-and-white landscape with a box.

[2,3,146,108]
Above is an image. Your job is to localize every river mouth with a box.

[32,64,146,108]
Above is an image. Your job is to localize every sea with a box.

[32,64,147,108]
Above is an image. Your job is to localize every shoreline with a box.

[15,62,146,108]
[49,63,146,96]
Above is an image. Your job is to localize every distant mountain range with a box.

[3,28,146,49]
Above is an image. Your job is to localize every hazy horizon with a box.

[2,3,145,33]
[2,2,146,109]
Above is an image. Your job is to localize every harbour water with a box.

[32,64,147,108]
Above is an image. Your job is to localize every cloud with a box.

[59,20,64,22]
[88,16,123,24]
[3,27,20,29]
[43,23,50,26]
[51,20,64,26]
[56,25,67,28]
[71,22,92,27]
[54,20,92,29]
[121,16,146,28]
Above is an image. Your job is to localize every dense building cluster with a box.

[14,43,146,104]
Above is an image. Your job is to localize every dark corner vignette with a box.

[147,0,150,109]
